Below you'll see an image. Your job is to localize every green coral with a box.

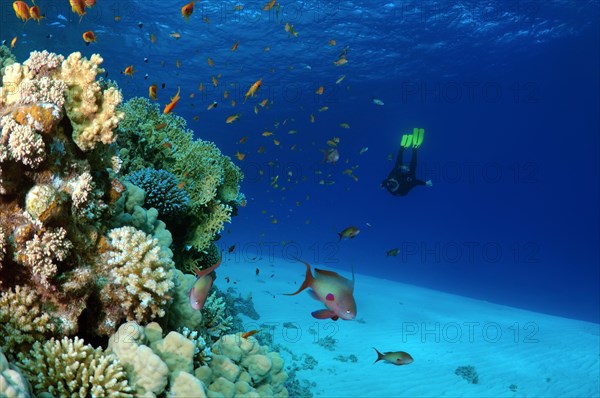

[17,336,133,397]
[0,286,59,360]
[0,45,16,77]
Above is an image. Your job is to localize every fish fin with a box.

[332,315,339,321]
[284,259,315,296]
[311,309,336,319]
[373,348,384,364]
[193,258,222,279]
[314,268,342,278]
[325,293,335,301]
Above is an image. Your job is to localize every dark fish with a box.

[228,245,235,253]
[138,22,144,28]
[144,57,148,63]
[386,248,400,257]
[225,277,230,283]
[161,83,166,89]
[255,268,260,276]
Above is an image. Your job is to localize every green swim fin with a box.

[401,134,413,148]
[412,128,424,149]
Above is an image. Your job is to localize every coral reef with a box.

[125,168,189,218]
[117,97,244,256]
[17,336,132,397]
[0,286,59,360]
[0,347,31,398]
[98,226,175,335]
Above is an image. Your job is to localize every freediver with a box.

[382,128,432,196]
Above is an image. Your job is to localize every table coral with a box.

[17,336,132,397]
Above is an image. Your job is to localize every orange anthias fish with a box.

[315,86,324,95]
[181,0,194,21]
[84,0,96,7]
[163,87,181,114]
[242,330,260,339]
[231,40,240,51]
[70,0,86,18]
[373,348,414,366]
[123,65,135,77]
[189,259,222,310]
[262,0,277,11]
[235,151,245,161]
[285,259,357,321]
[10,37,17,49]
[29,5,43,23]
[148,83,158,100]
[13,1,30,21]
[226,114,241,124]
[82,30,96,45]
[244,79,262,102]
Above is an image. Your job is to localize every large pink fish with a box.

[285,259,356,321]
[189,259,222,310]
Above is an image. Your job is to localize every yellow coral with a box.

[59,52,124,151]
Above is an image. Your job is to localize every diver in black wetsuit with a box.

[382,128,432,196]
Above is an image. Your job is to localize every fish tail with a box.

[373,347,384,364]
[337,232,343,241]
[284,258,314,296]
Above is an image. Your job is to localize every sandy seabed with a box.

[219,258,600,398]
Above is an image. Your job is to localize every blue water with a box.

[3,0,598,323]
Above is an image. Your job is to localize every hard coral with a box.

[0,285,58,360]
[0,346,31,398]
[17,336,133,397]
[126,168,190,218]
[99,226,175,335]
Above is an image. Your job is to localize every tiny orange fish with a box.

[334,58,348,66]
[262,0,276,11]
[163,87,181,114]
[207,57,214,67]
[199,83,204,91]
[29,5,43,23]
[310,114,315,123]
[114,15,121,21]
[123,65,135,77]
[170,32,181,39]
[328,39,337,46]
[176,59,181,68]
[212,76,219,87]
[181,0,194,21]
[262,131,273,137]
[231,40,240,51]
[223,90,229,99]
[155,123,167,130]
[273,139,280,146]
[231,100,237,107]
[82,30,96,45]
[315,86,324,95]
[244,78,262,102]
[239,136,248,144]
[13,1,30,21]
[149,84,158,100]
[150,33,156,44]
[254,105,259,114]
[257,146,265,154]
[178,181,186,189]
[84,0,96,7]
[260,98,269,107]
[235,151,246,161]
[226,114,241,124]
[69,0,86,18]
[242,330,260,339]
[162,141,172,149]
[10,36,17,49]
[207,101,217,111]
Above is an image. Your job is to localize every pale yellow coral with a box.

[0,116,46,168]
[59,52,124,151]
[0,347,31,398]
[100,227,174,331]
[17,336,132,397]
[19,226,72,287]
[23,50,64,79]
[0,286,57,357]
[0,62,26,105]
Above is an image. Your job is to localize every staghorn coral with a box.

[0,286,58,360]
[178,326,213,367]
[98,226,174,335]
[17,336,133,397]
[0,346,31,398]
[125,168,190,218]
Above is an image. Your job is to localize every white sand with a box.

[219,258,600,398]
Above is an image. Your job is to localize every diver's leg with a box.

[409,148,418,174]
[394,147,404,171]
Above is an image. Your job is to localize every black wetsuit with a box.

[382,146,426,196]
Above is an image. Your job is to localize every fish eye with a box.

[346,310,351,314]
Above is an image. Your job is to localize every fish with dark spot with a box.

[373,348,413,366]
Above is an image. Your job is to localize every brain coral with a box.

[126,168,190,218]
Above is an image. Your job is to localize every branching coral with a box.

[17,336,133,397]
[98,226,174,335]
[0,286,58,359]
[1,115,46,168]
[126,168,189,218]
